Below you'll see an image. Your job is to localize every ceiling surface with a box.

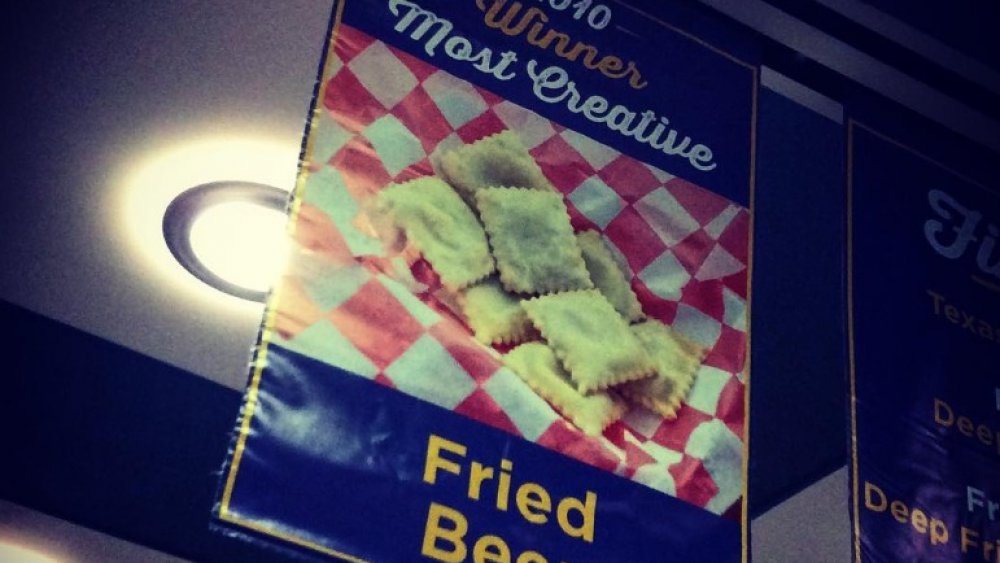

[0,1,333,391]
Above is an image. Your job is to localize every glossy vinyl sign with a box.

[214,1,757,561]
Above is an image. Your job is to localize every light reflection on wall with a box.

[189,200,291,295]
[0,541,62,563]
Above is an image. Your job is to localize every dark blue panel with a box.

[749,88,847,516]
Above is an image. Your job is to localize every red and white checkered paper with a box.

[271,26,748,515]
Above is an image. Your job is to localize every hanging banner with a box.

[848,120,1000,562]
[214,1,757,561]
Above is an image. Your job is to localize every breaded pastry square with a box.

[376,177,494,289]
[461,277,533,345]
[439,130,555,204]
[505,342,626,436]
[576,230,644,322]
[617,319,706,418]
[522,290,655,394]
[476,188,593,294]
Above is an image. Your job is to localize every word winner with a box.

[420,434,597,562]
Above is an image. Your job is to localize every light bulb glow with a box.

[189,201,290,294]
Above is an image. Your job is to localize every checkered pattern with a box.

[271,26,749,515]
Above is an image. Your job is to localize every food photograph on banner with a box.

[214,1,757,561]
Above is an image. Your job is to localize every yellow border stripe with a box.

[847,120,861,563]
[220,1,759,561]
[741,66,759,563]
[218,3,369,562]
[604,7,758,562]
